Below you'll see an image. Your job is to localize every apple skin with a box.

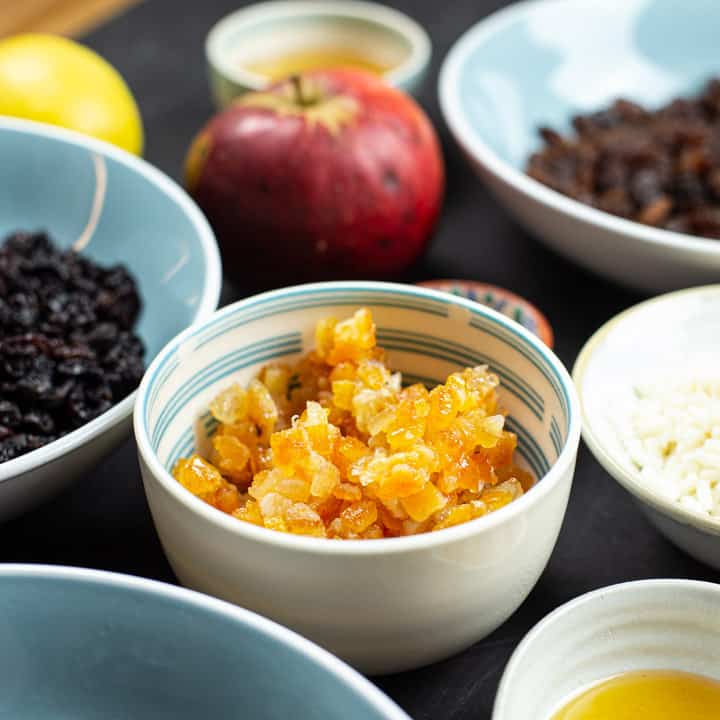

[185,69,444,286]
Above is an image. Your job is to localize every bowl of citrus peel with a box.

[135,282,580,673]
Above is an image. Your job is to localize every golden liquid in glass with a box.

[245,50,392,80]
[551,670,720,720]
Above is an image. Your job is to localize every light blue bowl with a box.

[0,117,222,520]
[0,565,408,719]
[439,0,720,292]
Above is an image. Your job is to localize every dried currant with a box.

[0,231,145,463]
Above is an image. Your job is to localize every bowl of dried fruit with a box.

[0,117,221,521]
[440,0,720,292]
[134,281,581,674]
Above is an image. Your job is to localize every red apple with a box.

[185,69,444,286]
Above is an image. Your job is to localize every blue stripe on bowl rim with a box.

[167,426,196,471]
[151,325,550,455]
[200,295,449,348]
[549,416,563,457]
[150,333,301,448]
[147,354,179,423]
[141,283,574,475]
[379,340,544,423]
[153,331,302,438]
[504,417,549,478]
[376,328,545,421]
[151,335,301,448]
[377,326,546,408]
[470,317,568,425]
[144,286,450,420]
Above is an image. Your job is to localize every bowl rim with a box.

[0,563,410,719]
[492,577,720,719]
[205,0,432,92]
[438,0,720,258]
[134,280,582,556]
[0,116,222,485]
[572,284,720,537]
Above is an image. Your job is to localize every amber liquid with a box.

[551,670,720,719]
[245,49,392,81]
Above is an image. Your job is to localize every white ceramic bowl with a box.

[573,286,720,569]
[0,118,221,522]
[439,0,720,293]
[206,0,432,106]
[493,579,720,719]
[134,281,581,674]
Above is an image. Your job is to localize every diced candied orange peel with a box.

[171,308,531,538]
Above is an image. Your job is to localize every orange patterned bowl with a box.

[417,280,553,348]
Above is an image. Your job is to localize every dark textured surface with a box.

[0,1,716,718]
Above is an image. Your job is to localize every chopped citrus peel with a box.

[172,309,532,538]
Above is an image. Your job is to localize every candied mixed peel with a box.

[173,309,533,539]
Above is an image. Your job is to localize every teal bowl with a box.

[0,565,408,719]
[440,0,720,292]
[0,117,222,521]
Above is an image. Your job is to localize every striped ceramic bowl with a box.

[134,282,581,674]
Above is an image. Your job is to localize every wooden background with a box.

[0,0,140,38]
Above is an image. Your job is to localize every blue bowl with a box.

[0,117,222,520]
[0,565,408,719]
[439,0,720,292]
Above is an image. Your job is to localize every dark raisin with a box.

[22,410,55,435]
[16,370,54,401]
[56,358,97,377]
[674,172,706,210]
[539,127,566,146]
[41,380,75,410]
[707,168,720,199]
[83,322,119,351]
[595,155,627,192]
[0,401,21,428]
[0,434,28,462]
[527,77,720,235]
[0,231,145,463]
[630,169,663,208]
[66,381,113,428]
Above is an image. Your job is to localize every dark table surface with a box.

[1,1,717,718]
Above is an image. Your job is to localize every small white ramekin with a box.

[573,285,720,570]
[493,579,720,719]
[206,1,431,107]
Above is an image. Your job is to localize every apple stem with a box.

[291,75,310,107]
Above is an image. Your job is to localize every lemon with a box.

[0,34,143,155]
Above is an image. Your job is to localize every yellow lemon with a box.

[0,33,143,155]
